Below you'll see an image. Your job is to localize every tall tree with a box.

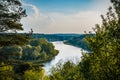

[0,0,29,46]
[0,0,26,32]
[82,0,120,79]
[0,0,31,79]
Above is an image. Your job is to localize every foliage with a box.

[24,69,45,80]
[64,34,93,51]
[0,0,27,32]
[48,0,120,80]
[0,38,58,80]
[82,0,120,79]
[22,38,59,61]
[0,0,32,80]
[0,0,29,46]
[0,33,30,46]
[49,61,84,80]
[0,0,120,80]
[0,0,29,62]
[32,33,83,42]
[0,2,30,63]
[0,64,14,80]
[0,38,58,62]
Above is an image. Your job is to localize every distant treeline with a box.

[32,33,94,51]
[31,33,85,41]
[64,34,94,51]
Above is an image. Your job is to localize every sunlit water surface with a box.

[43,41,83,74]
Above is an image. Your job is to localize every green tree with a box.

[82,0,120,80]
[22,38,58,61]
[0,0,29,47]
[0,45,22,61]
[0,0,26,32]
[0,0,29,61]
[49,61,84,80]
[0,0,30,79]
[24,69,45,80]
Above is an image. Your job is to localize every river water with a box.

[43,41,83,74]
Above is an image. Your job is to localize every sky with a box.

[21,0,111,34]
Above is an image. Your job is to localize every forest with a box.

[32,33,84,42]
[64,34,93,51]
[0,0,120,80]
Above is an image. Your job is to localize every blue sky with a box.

[21,0,111,33]
[23,0,93,13]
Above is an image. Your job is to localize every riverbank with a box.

[43,41,83,74]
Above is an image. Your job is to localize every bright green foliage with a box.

[49,61,84,80]
[0,64,14,80]
[0,64,13,72]
[24,69,44,80]
[24,64,50,80]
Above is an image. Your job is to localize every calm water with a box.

[43,41,83,74]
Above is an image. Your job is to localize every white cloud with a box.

[21,3,54,33]
[21,1,111,34]
[45,11,102,33]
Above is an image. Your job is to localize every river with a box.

[43,41,83,74]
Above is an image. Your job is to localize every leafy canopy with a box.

[0,0,29,46]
